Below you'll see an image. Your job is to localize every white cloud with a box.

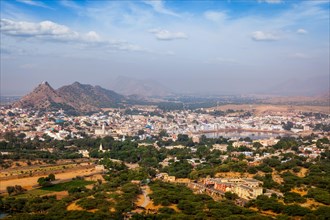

[84,31,101,42]
[16,0,52,9]
[204,11,227,23]
[258,0,282,4]
[251,31,279,41]
[297,28,308,34]
[0,19,147,52]
[143,0,180,17]
[0,19,79,40]
[149,28,187,40]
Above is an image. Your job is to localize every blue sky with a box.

[0,0,329,95]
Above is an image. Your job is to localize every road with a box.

[140,186,151,208]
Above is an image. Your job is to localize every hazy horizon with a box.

[1,0,329,96]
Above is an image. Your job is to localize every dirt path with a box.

[135,185,151,208]
[141,186,151,208]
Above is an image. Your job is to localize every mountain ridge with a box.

[13,81,125,112]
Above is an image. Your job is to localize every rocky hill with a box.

[13,81,125,112]
[13,81,71,110]
[57,82,124,111]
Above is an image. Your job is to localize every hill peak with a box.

[13,81,67,110]
[72,81,82,86]
[38,81,52,88]
[14,81,126,112]
[34,81,56,93]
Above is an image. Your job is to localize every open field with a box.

[14,189,69,199]
[0,166,101,193]
[211,104,330,115]
[14,180,94,199]
[0,158,97,178]
[40,180,95,192]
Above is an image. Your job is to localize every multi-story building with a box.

[204,178,263,200]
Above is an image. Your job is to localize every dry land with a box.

[211,104,330,115]
[0,165,100,193]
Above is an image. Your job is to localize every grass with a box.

[41,180,95,192]
[14,180,95,198]
[15,189,51,198]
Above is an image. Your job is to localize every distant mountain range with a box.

[12,76,329,112]
[13,81,125,112]
[267,75,329,96]
[110,76,171,97]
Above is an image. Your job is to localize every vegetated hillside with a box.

[13,81,73,111]
[13,81,126,112]
[110,76,171,97]
[57,82,125,111]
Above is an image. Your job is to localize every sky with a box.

[0,0,329,96]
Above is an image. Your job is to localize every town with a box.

[1,0,330,219]
[0,104,329,219]
[1,105,328,141]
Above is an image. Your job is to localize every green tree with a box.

[137,130,145,135]
[159,130,168,138]
[48,173,56,181]
[224,192,239,200]
[6,186,15,195]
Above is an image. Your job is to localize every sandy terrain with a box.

[0,167,98,192]
[250,207,278,217]
[125,163,140,169]
[291,188,307,196]
[67,201,84,211]
[67,199,103,213]
[135,186,150,208]
[135,194,147,207]
[301,199,325,209]
[272,171,284,184]
[296,167,308,178]
[84,174,104,182]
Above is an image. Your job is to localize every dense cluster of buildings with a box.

[1,106,328,142]
[1,106,329,161]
